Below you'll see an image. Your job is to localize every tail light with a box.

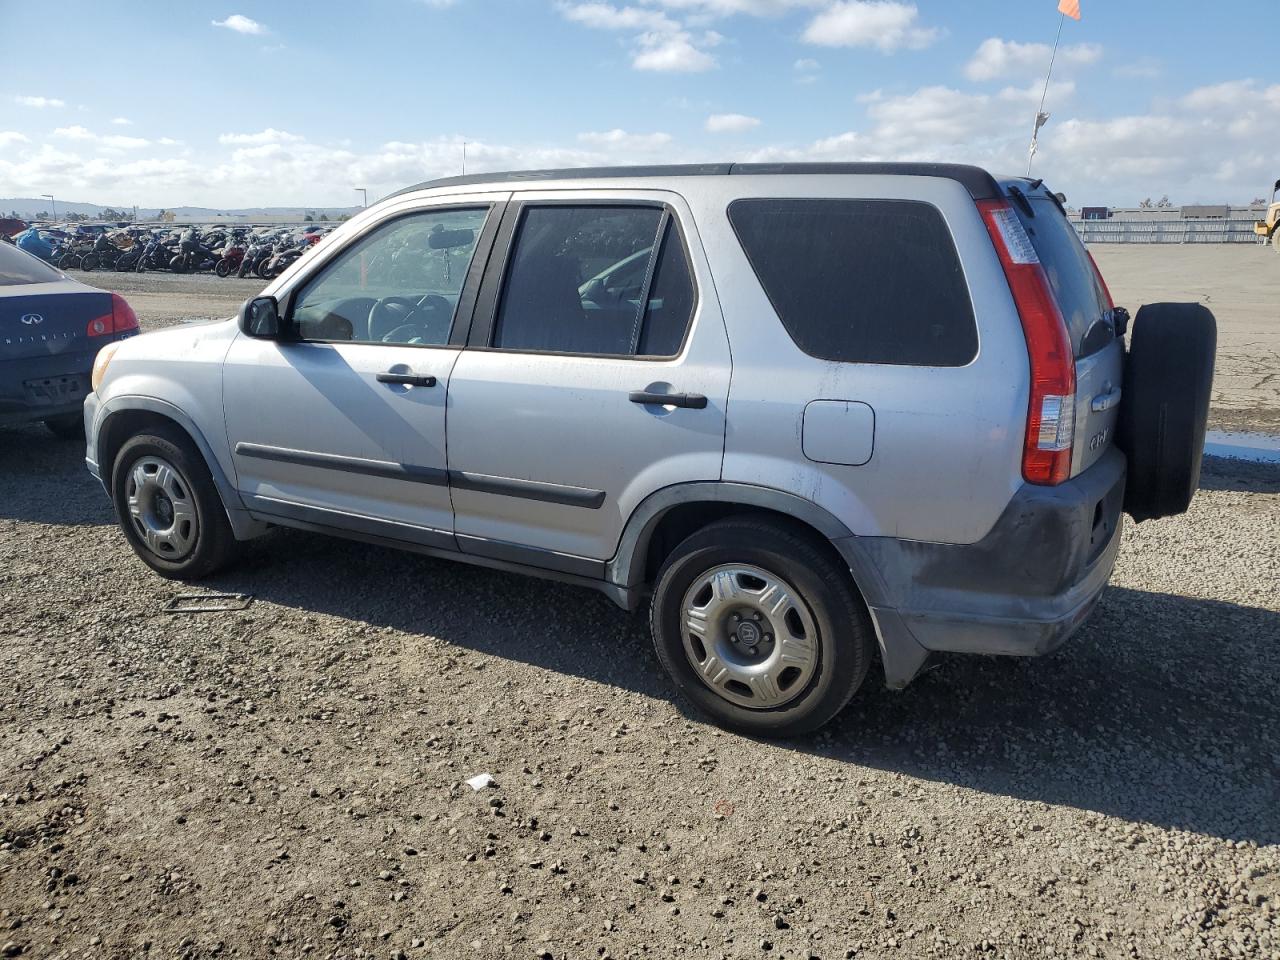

[86,293,139,337]
[977,199,1075,486]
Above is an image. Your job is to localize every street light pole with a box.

[41,194,55,220]
[354,187,367,208]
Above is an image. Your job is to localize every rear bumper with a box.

[0,351,95,427]
[836,447,1127,687]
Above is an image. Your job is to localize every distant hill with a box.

[0,198,360,220]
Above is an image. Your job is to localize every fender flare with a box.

[606,481,856,590]
[94,395,266,540]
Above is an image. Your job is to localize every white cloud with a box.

[706,112,761,133]
[53,125,95,140]
[965,37,1101,82]
[558,2,718,71]
[13,95,65,108]
[2,75,1275,209]
[51,126,151,151]
[578,128,673,149]
[802,1,938,53]
[110,117,132,126]
[212,14,266,35]
[559,2,677,31]
[632,32,717,71]
[218,128,306,145]
[793,57,820,71]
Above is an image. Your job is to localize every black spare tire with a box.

[1117,302,1216,522]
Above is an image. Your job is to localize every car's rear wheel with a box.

[650,516,874,737]
[1272,227,1280,252]
[111,426,239,579]
[44,413,84,440]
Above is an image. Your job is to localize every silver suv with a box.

[84,164,1216,735]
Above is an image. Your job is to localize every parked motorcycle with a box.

[169,227,217,273]
[133,233,175,272]
[239,236,279,279]
[214,234,248,277]
[81,233,123,271]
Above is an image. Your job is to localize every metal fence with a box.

[1071,218,1263,244]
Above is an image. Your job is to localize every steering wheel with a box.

[367,294,453,344]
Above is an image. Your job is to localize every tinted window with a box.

[1011,194,1111,358]
[493,205,695,357]
[0,243,62,286]
[728,199,977,366]
[291,207,488,345]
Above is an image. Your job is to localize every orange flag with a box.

[1058,0,1081,19]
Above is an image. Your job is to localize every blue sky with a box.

[2,0,1277,207]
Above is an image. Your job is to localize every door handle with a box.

[377,372,437,387]
[1090,387,1121,412]
[629,390,707,409]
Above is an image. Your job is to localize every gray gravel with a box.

[1,437,1276,960]
[0,277,1277,959]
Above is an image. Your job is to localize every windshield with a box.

[0,242,63,286]
[1011,193,1112,358]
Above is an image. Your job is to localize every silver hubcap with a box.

[126,456,198,560]
[680,564,819,710]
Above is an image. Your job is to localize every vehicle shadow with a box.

[0,425,114,527]
[1199,455,1280,491]
[205,527,1279,847]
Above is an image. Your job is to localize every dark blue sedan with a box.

[1,242,139,439]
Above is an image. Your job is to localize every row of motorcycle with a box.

[13,225,328,280]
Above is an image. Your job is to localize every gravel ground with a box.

[0,265,1277,960]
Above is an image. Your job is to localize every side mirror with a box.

[240,296,282,339]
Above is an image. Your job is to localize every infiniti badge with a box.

[19,313,43,325]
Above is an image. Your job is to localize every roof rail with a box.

[391,162,1003,201]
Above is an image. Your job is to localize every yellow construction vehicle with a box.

[1256,179,1280,250]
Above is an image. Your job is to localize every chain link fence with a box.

[1072,218,1264,244]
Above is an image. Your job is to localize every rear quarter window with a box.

[728,198,977,367]
[1011,194,1111,358]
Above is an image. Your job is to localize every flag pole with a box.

[1028,12,1065,176]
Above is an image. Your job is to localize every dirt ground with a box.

[1088,245,1279,434]
[1,256,1277,960]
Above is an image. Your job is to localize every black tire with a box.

[116,255,135,272]
[1117,302,1217,522]
[81,254,98,271]
[215,258,232,278]
[59,253,79,270]
[44,413,84,440]
[649,516,874,737]
[169,254,188,274]
[110,426,240,579]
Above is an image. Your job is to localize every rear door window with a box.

[728,198,977,367]
[1009,193,1111,358]
[492,204,695,357]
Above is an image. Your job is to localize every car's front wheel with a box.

[650,516,875,737]
[111,426,239,579]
